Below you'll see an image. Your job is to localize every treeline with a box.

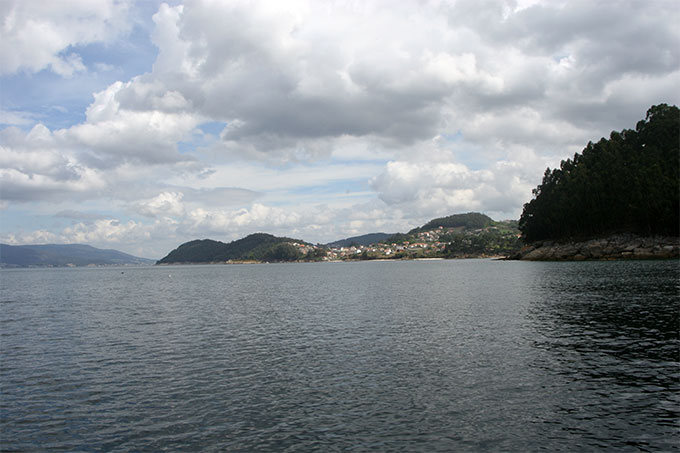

[442,230,522,258]
[519,104,680,242]
[440,226,521,257]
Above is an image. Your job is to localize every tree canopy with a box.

[157,233,307,264]
[519,104,680,242]
[409,212,495,234]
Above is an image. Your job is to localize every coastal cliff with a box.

[511,234,679,261]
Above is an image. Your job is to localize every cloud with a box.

[54,210,109,221]
[134,191,186,218]
[0,81,208,204]
[180,187,261,206]
[0,120,207,205]
[0,0,133,76]
[105,1,515,159]
[445,0,680,128]
[1,0,679,257]
[108,0,677,163]
[2,218,159,250]
[0,109,35,126]
[370,150,545,220]
[0,124,106,202]
[62,80,200,168]
[6,0,676,172]
[184,203,301,237]
[503,0,679,80]
[131,186,262,219]
[0,217,175,258]
[61,218,151,244]
[1,229,59,245]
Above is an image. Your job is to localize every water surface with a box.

[1,260,678,451]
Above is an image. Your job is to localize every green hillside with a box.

[409,212,495,233]
[157,233,311,264]
[376,213,521,258]
[327,233,393,248]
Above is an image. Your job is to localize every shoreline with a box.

[510,234,679,261]
[154,256,501,266]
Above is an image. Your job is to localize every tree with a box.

[261,243,302,262]
[519,104,680,242]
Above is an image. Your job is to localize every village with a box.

[291,226,451,261]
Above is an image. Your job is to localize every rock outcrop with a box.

[511,234,679,261]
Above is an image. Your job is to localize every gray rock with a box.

[517,234,680,261]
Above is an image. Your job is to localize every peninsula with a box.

[156,213,522,264]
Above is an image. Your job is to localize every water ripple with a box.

[1,261,678,451]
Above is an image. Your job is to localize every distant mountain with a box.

[326,233,393,248]
[157,233,316,264]
[0,244,154,268]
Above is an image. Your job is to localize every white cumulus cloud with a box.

[0,0,132,76]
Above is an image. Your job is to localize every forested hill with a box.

[409,212,495,234]
[157,233,315,264]
[519,104,679,243]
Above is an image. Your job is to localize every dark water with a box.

[1,260,678,451]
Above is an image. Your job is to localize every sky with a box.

[1,0,678,259]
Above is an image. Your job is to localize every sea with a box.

[1,259,678,451]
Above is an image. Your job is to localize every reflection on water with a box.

[526,260,679,450]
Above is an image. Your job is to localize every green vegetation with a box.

[382,232,411,245]
[410,212,495,233]
[326,232,392,248]
[305,247,329,261]
[441,228,522,257]
[519,104,680,242]
[260,243,302,262]
[374,213,522,259]
[158,213,522,264]
[157,233,312,264]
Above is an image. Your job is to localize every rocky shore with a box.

[510,234,680,261]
